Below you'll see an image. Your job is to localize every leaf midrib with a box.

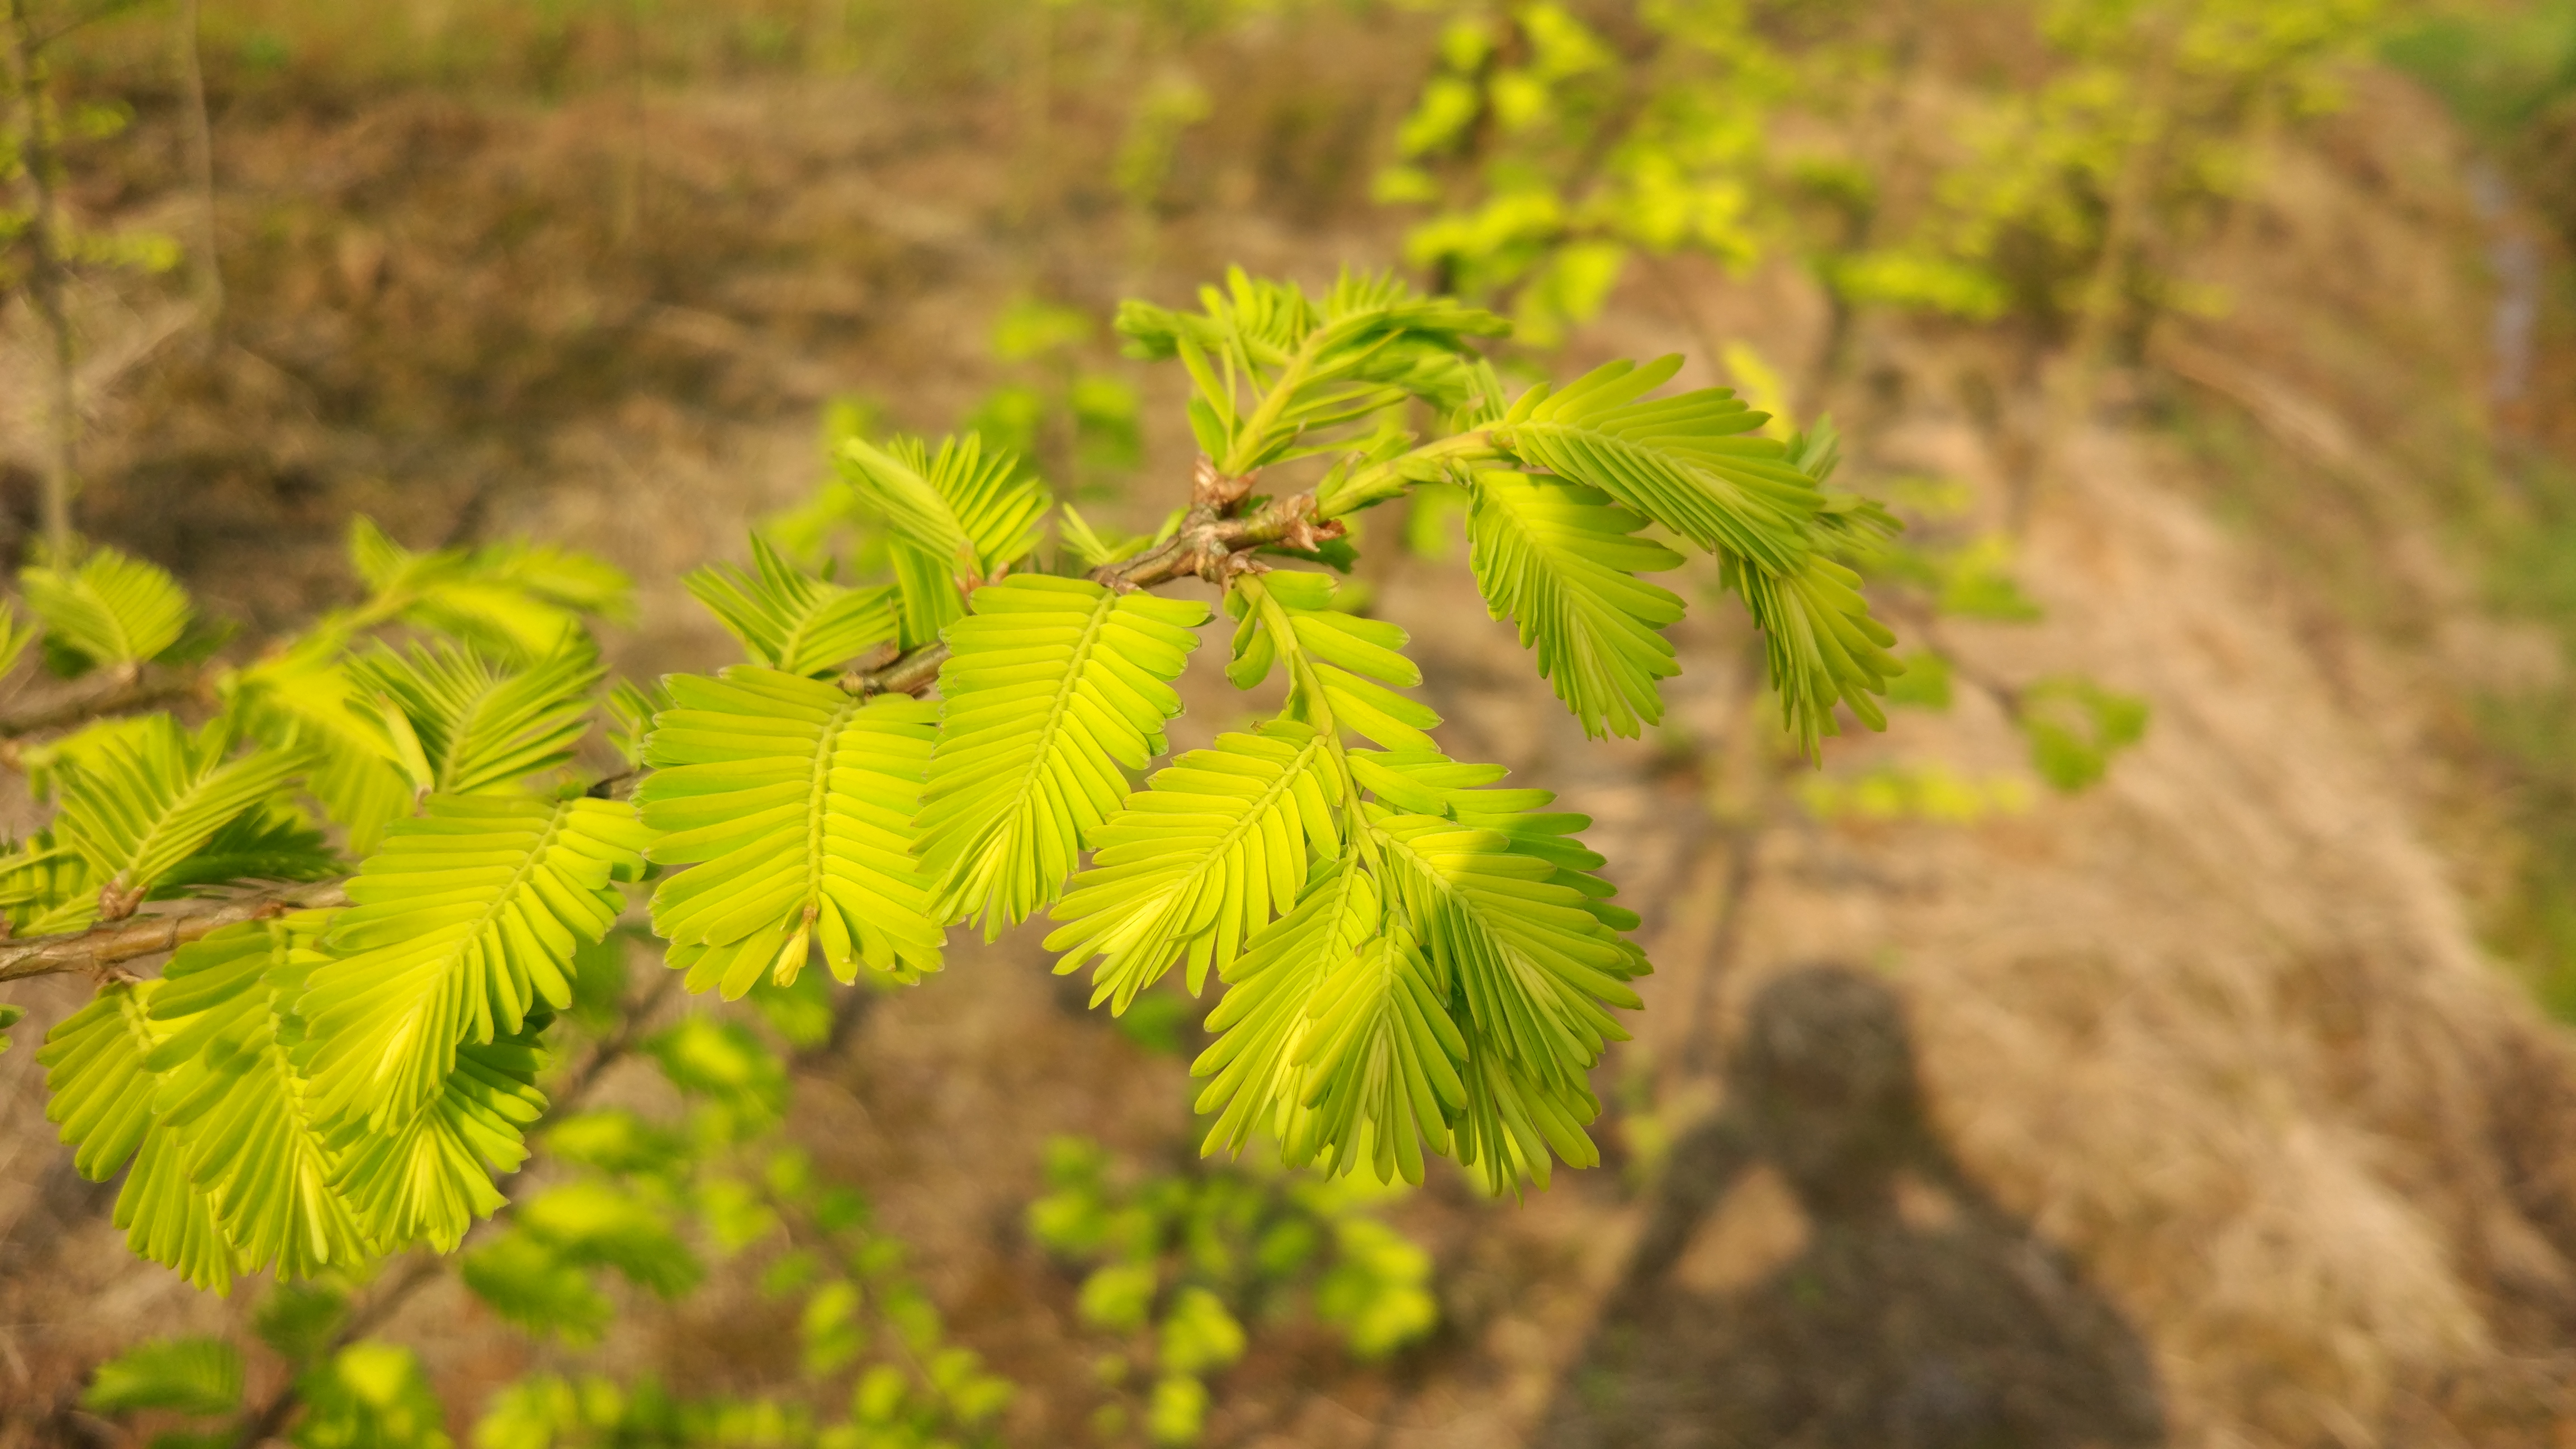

[965,591,1120,892]
[804,697,861,922]
[1133,733,1327,949]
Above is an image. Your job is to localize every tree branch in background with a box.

[5,0,82,560]
[0,665,205,741]
[173,0,221,336]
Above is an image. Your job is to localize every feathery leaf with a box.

[297,794,647,1133]
[1462,468,1685,739]
[839,434,1051,647]
[20,546,193,672]
[1045,722,1342,1010]
[639,671,944,997]
[683,536,898,678]
[352,638,603,796]
[52,718,304,921]
[1225,571,1441,754]
[145,917,368,1280]
[83,1336,246,1415]
[921,575,1207,937]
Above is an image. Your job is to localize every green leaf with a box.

[646,1015,790,1128]
[253,1281,350,1364]
[145,917,368,1280]
[1115,269,1506,475]
[1361,770,1642,1193]
[1496,357,1812,571]
[0,1002,22,1055]
[514,1181,702,1296]
[152,807,342,896]
[42,981,245,1289]
[1316,1219,1438,1357]
[1726,546,1903,746]
[21,546,193,671]
[40,981,163,1181]
[0,599,39,683]
[298,794,647,1133]
[1077,1261,1158,1331]
[683,535,898,677]
[1462,467,1685,739]
[54,719,304,915]
[349,518,632,661]
[326,1025,549,1252]
[225,637,416,856]
[352,638,603,795]
[1495,358,1901,751]
[2018,676,2150,791]
[539,1108,688,1177]
[1055,503,1154,571]
[1225,571,1441,753]
[639,671,945,997]
[460,1231,612,1344]
[120,1102,244,1291]
[1158,1287,1247,1375]
[1144,1374,1210,1448]
[838,433,1052,647]
[1194,858,1465,1188]
[920,575,1207,937]
[294,1343,452,1449]
[1045,721,1343,1010]
[83,1336,245,1416]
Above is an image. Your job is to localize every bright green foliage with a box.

[300,795,645,1132]
[50,719,302,926]
[1047,722,1343,1010]
[1495,357,1896,747]
[1223,570,1439,752]
[1030,1134,1438,1445]
[296,1343,453,1449]
[1463,467,1685,738]
[1117,268,1507,475]
[21,546,194,671]
[839,433,1051,647]
[40,981,166,1179]
[20,268,1911,1315]
[2018,677,2153,791]
[351,640,603,796]
[0,1002,22,1054]
[146,918,366,1281]
[83,1335,246,1415]
[346,519,634,663]
[920,576,1208,937]
[640,674,945,996]
[684,536,898,678]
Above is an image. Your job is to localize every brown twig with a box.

[0,882,348,984]
[835,460,1342,699]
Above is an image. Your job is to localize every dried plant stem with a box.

[175,0,222,333]
[6,0,78,560]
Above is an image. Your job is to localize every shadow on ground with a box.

[1537,965,2167,1449]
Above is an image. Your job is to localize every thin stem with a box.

[174,0,221,334]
